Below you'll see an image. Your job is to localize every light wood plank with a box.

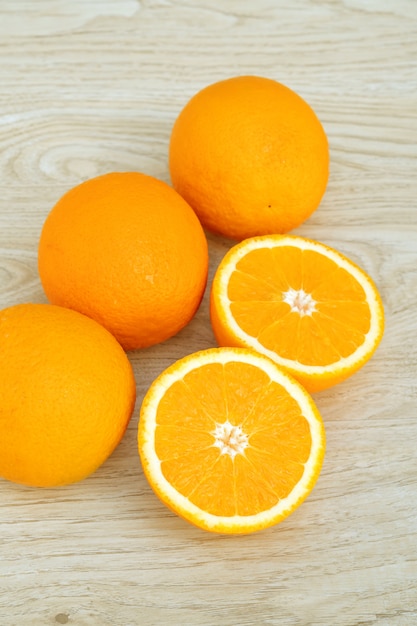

[0,1,416,624]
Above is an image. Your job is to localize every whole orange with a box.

[0,303,136,488]
[169,75,329,240]
[38,172,209,350]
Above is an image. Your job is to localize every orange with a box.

[0,303,136,488]
[210,235,385,392]
[138,347,325,534]
[38,172,209,350]
[169,75,329,240]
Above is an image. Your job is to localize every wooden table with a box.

[1,2,416,624]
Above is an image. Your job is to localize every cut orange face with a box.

[138,347,325,534]
[210,235,384,392]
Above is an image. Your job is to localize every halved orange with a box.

[138,347,325,534]
[210,235,384,392]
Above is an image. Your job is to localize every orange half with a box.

[210,235,384,392]
[138,347,325,534]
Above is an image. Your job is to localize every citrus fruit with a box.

[210,235,384,392]
[138,347,325,534]
[38,172,209,350]
[0,303,136,487]
[169,75,329,240]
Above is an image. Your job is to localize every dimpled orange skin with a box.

[169,75,330,241]
[38,172,209,350]
[0,303,136,488]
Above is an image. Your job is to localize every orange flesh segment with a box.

[155,362,311,517]
[229,247,372,366]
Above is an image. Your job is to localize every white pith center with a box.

[283,288,317,317]
[212,420,249,459]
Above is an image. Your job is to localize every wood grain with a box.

[1,1,416,624]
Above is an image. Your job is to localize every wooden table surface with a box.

[1,2,416,625]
